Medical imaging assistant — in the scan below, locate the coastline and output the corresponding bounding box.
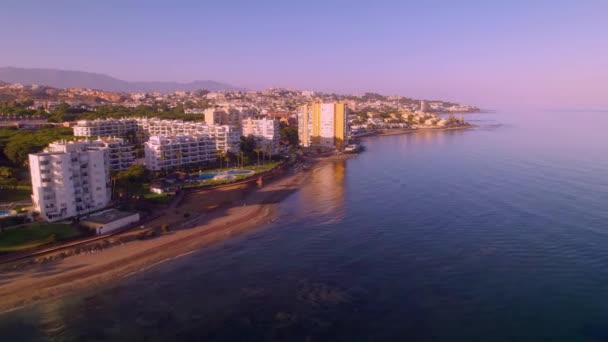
[373,124,476,137]
[0,157,352,314]
[0,152,364,313]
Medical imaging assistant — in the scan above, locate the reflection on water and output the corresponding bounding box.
[295,160,346,223]
[4,111,608,341]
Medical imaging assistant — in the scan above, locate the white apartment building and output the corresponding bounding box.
[29,140,111,222]
[205,125,241,153]
[144,135,216,171]
[73,118,241,154]
[242,117,281,153]
[92,138,135,171]
[319,103,338,147]
[203,107,257,126]
[139,119,241,153]
[73,119,138,137]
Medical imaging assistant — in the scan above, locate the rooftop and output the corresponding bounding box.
[82,209,138,225]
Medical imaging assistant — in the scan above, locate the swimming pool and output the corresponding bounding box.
[0,210,15,217]
[197,169,254,180]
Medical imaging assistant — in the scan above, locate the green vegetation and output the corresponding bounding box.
[0,126,74,191]
[1,99,207,122]
[0,188,31,203]
[46,104,203,123]
[112,164,150,198]
[0,223,82,252]
[0,215,28,230]
[0,99,43,117]
[0,127,74,167]
[142,192,173,204]
[279,122,299,147]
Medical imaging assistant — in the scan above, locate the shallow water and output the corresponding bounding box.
[3,111,608,341]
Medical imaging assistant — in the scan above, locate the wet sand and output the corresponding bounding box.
[0,163,322,313]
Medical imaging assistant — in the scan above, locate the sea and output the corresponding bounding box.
[2,111,608,341]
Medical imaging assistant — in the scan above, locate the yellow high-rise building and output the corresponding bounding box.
[298,102,348,150]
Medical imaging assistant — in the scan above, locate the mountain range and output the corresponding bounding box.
[0,67,242,93]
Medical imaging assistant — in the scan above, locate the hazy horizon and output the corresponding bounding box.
[2,1,607,110]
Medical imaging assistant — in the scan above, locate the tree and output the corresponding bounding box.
[253,147,262,165]
[224,153,231,169]
[0,166,19,189]
[2,127,73,166]
[238,151,245,168]
[113,164,149,197]
[0,166,17,189]
[217,150,225,169]
[279,122,299,147]
[239,135,257,154]
[117,164,148,183]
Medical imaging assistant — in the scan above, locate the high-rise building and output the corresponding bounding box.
[29,140,112,222]
[420,100,430,112]
[242,117,281,153]
[298,102,349,149]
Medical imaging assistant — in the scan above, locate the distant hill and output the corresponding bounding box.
[0,67,242,93]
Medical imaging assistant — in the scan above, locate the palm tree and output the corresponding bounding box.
[224,153,231,169]
[253,147,262,165]
[263,146,272,164]
[217,150,225,169]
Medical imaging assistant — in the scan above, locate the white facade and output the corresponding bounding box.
[144,135,216,171]
[298,103,348,149]
[91,138,135,171]
[204,107,255,126]
[242,117,281,153]
[297,106,313,147]
[81,209,140,235]
[319,103,337,147]
[29,141,111,222]
[73,119,138,138]
[73,118,241,156]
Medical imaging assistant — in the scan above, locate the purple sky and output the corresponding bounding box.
[1,0,607,110]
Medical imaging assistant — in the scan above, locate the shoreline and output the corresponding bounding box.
[0,159,336,313]
[372,124,476,137]
[0,150,378,313]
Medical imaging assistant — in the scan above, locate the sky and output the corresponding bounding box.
[1,0,607,110]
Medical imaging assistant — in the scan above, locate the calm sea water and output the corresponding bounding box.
[3,111,608,341]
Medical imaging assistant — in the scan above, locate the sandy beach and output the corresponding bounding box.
[0,157,355,313]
